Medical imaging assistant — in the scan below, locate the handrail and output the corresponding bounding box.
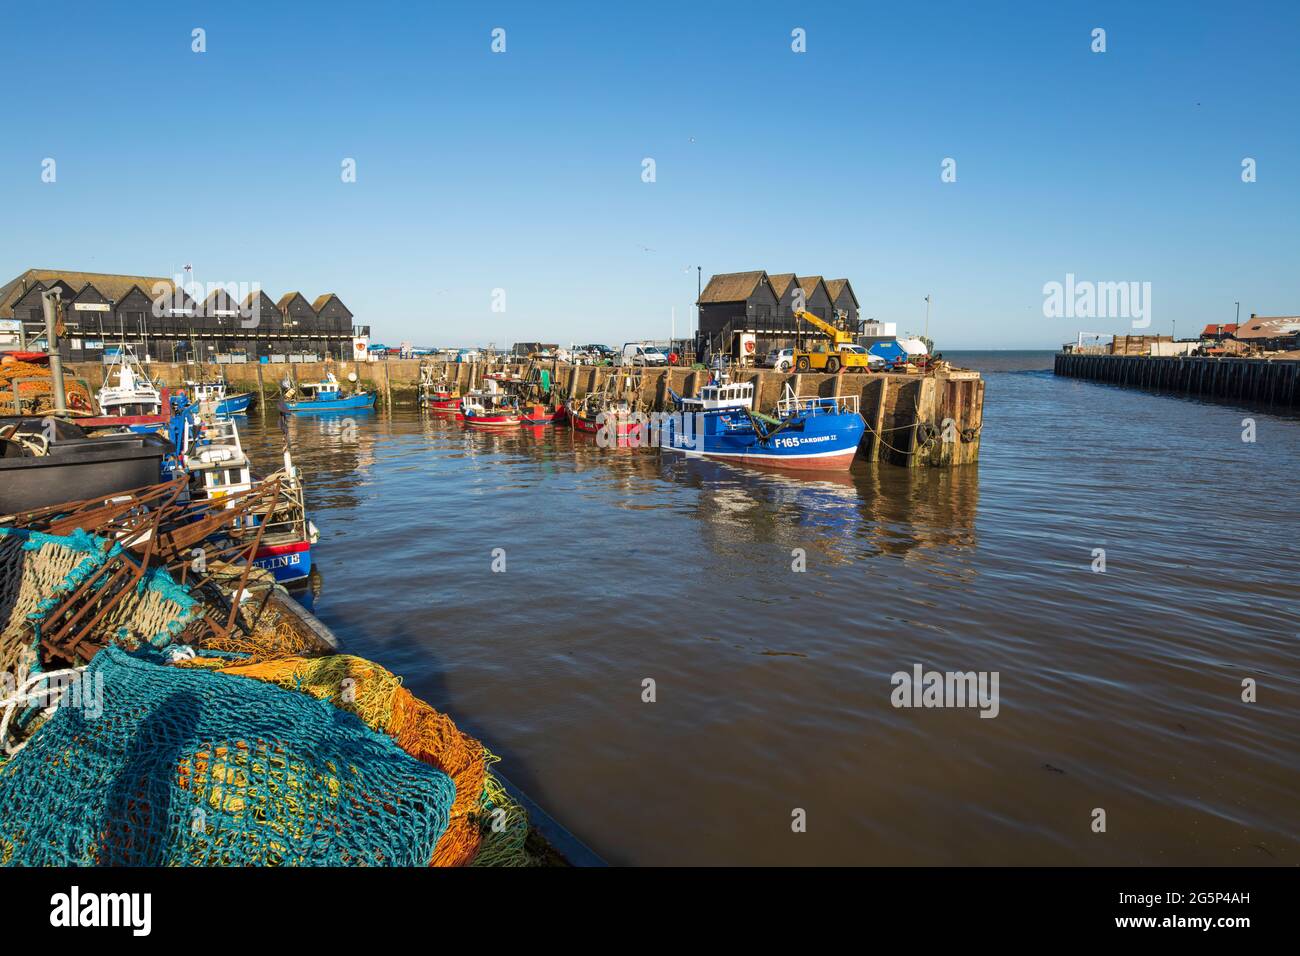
[776,393,861,416]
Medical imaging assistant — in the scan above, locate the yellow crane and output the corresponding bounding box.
[791,310,874,373]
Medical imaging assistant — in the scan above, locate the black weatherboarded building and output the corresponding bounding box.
[0,269,368,362]
[695,269,861,359]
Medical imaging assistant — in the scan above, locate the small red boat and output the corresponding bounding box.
[520,403,557,426]
[426,390,460,412]
[564,396,642,442]
[417,365,462,411]
[457,383,521,428]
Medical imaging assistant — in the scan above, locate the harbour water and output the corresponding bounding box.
[238,351,1299,865]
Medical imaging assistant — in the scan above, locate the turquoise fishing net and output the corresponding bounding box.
[0,647,456,866]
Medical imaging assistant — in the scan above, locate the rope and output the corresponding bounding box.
[0,667,82,755]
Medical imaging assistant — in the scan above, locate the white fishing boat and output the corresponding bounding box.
[96,346,162,419]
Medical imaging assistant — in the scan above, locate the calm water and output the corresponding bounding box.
[239,351,1299,865]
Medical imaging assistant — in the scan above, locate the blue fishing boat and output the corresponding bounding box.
[216,391,254,414]
[278,373,376,414]
[186,379,255,415]
[660,380,865,471]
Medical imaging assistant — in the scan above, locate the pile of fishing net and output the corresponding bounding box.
[0,528,202,681]
[175,652,536,866]
[0,647,455,866]
[0,360,91,414]
[0,524,546,867]
[0,529,543,866]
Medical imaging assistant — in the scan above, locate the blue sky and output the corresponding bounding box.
[3,0,1296,348]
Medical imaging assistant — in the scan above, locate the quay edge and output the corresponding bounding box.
[52,358,985,468]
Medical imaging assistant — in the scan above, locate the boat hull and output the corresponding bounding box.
[78,412,170,432]
[520,403,555,426]
[215,392,254,415]
[278,392,376,414]
[252,539,312,583]
[460,413,521,427]
[661,410,864,472]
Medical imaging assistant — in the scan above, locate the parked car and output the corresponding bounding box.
[568,344,611,365]
[764,347,795,372]
[841,344,887,370]
[620,343,668,366]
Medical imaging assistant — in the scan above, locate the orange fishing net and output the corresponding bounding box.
[0,361,91,413]
[176,653,489,866]
[197,618,321,662]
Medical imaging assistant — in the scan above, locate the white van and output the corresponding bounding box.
[621,343,668,366]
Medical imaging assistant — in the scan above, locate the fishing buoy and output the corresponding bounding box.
[347,372,358,383]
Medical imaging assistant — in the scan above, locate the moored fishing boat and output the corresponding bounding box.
[418,363,461,411]
[278,372,376,413]
[185,377,256,415]
[520,402,557,425]
[458,379,521,427]
[88,346,170,432]
[564,393,642,441]
[661,383,864,471]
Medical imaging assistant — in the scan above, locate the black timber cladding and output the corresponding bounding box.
[0,269,362,360]
[695,270,863,355]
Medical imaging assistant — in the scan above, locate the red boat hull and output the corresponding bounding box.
[520,403,555,426]
[459,412,521,427]
[566,404,642,442]
[77,412,169,429]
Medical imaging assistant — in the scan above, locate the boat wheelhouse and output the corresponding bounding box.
[184,417,253,501]
[678,376,755,413]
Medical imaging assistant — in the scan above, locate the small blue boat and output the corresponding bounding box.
[184,379,256,416]
[660,379,865,471]
[278,374,377,414]
[215,391,254,415]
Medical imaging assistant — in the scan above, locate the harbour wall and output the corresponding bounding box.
[1054,353,1300,409]
[59,359,985,468]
